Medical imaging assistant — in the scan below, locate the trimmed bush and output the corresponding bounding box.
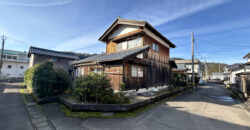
[24,61,70,98]
[169,72,188,88]
[72,73,129,104]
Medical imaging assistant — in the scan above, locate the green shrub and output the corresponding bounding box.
[24,61,71,98]
[169,72,188,88]
[54,68,71,94]
[72,73,129,104]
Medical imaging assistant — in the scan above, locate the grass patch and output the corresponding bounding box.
[61,88,192,119]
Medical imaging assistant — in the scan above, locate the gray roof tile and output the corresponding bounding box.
[28,46,79,60]
[72,45,150,64]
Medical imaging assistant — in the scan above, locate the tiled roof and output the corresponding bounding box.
[243,53,250,59]
[99,18,176,48]
[72,45,150,64]
[28,46,79,60]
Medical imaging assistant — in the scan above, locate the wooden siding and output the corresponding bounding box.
[123,62,147,90]
[106,29,143,54]
[105,66,123,90]
[32,54,73,71]
[143,35,169,64]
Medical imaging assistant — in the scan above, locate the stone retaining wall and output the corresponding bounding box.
[58,87,191,112]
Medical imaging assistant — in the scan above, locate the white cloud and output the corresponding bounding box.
[125,0,228,26]
[0,0,71,7]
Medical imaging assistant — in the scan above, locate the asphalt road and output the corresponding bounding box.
[0,82,33,130]
[43,83,250,130]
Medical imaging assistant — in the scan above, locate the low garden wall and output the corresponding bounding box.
[58,87,191,112]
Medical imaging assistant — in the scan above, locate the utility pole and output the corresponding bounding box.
[204,57,208,81]
[191,32,195,89]
[219,63,221,73]
[0,35,5,74]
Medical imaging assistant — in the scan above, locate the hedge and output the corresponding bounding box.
[24,61,70,98]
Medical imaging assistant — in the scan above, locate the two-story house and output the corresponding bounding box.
[71,18,176,91]
[174,59,203,83]
[0,49,29,77]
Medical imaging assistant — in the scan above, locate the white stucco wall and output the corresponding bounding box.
[1,60,29,77]
[108,25,139,39]
[230,67,250,84]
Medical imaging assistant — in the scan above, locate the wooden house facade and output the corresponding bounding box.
[72,18,176,91]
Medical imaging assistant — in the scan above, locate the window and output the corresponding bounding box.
[2,55,6,58]
[7,55,11,59]
[81,68,84,76]
[128,38,142,49]
[131,66,143,77]
[153,43,159,52]
[7,65,12,69]
[116,41,127,51]
[20,66,24,69]
[12,56,17,59]
[50,58,57,62]
[116,38,142,51]
[94,68,103,74]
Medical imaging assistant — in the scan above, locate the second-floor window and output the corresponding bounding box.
[116,37,142,52]
[153,43,159,52]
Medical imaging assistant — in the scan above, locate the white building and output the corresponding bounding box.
[174,59,203,83]
[1,49,29,78]
[211,73,224,80]
[229,53,250,84]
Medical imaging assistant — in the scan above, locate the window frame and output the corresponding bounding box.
[7,65,12,69]
[152,43,159,52]
[20,66,24,69]
[131,65,143,78]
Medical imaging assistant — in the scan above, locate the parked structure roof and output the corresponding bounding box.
[28,46,79,60]
[71,45,150,64]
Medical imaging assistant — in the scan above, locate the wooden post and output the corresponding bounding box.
[0,35,5,74]
[191,32,195,89]
[242,75,247,98]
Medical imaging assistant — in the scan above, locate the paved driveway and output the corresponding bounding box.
[0,82,33,130]
[43,83,250,130]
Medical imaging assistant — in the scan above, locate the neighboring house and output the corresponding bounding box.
[232,52,250,98]
[171,59,188,74]
[243,53,250,62]
[71,17,176,91]
[211,73,224,80]
[28,46,90,73]
[229,53,250,84]
[0,49,29,77]
[174,59,203,83]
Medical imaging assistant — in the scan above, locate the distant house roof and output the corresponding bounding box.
[169,60,177,68]
[243,52,250,59]
[72,45,150,65]
[28,46,79,60]
[0,49,27,55]
[174,59,200,64]
[98,17,176,48]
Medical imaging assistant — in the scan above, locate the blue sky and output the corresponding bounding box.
[0,0,249,64]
